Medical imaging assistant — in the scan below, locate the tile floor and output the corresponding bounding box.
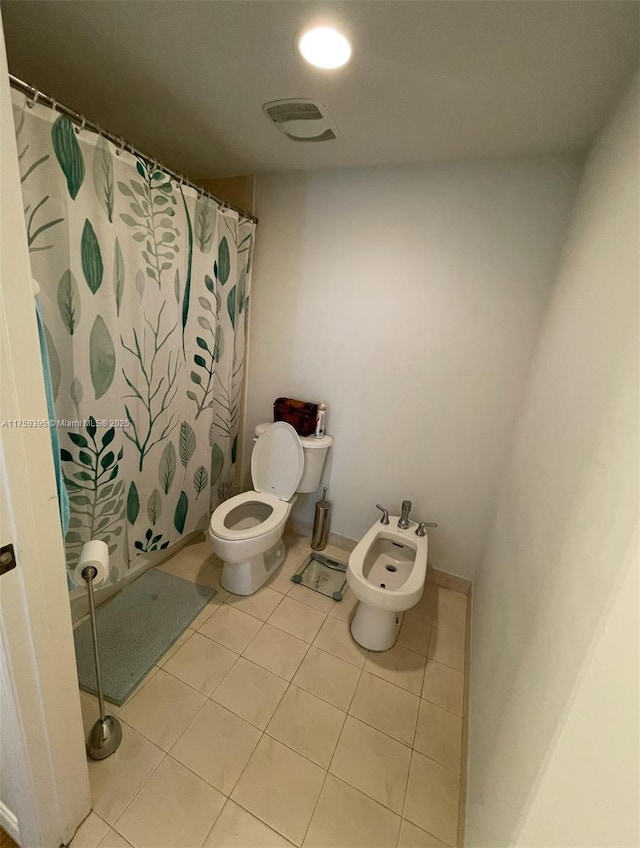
[74,531,468,848]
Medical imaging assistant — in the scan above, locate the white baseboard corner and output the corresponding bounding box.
[0,800,20,845]
[427,565,472,595]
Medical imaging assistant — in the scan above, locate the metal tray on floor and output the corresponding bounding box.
[291,551,348,601]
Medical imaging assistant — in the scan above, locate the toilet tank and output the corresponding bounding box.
[254,423,332,493]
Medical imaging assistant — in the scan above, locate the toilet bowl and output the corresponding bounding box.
[209,421,332,595]
[347,518,429,651]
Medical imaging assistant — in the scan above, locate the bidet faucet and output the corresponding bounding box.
[375,504,390,525]
[416,521,438,537]
[398,500,412,529]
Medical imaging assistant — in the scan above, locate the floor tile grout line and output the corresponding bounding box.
[311,640,426,695]
[299,633,367,846]
[363,661,425,698]
[401,748,415,822]
[399,733,415,824]
[239,628,315,685]
[316,771,406,837]
[357,663,425,701]
[167,692,219,757]
[146,651,242,701]
[241,618,312,661]
[328,642,367,762]
[289,664,359,712]
[262,707,343,772]
[348,692,421,751]
[166,751,229,848]
[334,710,418,761]
[207,647,310,710]
[347,710,419,751]
[109,738,247,847]
[407,741,465,777]
[223,586,284,620]
[163,628,241,676]
[115,660,233,749]
[401,749,459,848]
[299,765,330,846]
[218,671,311,846]
[109,750,169,840]
[194,617,263,654]
[201,796,296,848]
[324,745,407,820]
[175,711,265,805]
[302,703,352,843]
[226,791,297,847]
[209,651,295,733]
[419,691,466,719]
[86,714,166,832]
[113,694,199,755]
[425,657,465,674]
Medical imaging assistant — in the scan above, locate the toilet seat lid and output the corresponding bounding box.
[251,421,304,501]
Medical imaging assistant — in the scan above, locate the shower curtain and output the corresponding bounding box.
[12,91,255,590]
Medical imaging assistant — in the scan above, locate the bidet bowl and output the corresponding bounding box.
[346,519,428,612]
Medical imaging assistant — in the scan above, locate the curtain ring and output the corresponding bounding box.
[115,136,125,156]
[27,89,40,109]
[75,114,86,135]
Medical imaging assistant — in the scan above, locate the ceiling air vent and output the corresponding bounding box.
[262,98,339,142]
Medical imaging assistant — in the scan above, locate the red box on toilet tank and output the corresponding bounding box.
[273,397,319,437]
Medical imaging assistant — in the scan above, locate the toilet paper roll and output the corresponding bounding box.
[73,540,109,587]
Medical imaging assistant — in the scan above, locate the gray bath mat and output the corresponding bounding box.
[292,552,348,600]
[74,568,216,705]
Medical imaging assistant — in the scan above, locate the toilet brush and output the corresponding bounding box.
[80,553,122,760]
[311,487,330,551]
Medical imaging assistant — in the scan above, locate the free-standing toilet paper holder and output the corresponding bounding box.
[81,553,122,760]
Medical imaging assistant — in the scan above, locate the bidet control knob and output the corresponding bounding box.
[375,504,390,525]
[416,521,438,537]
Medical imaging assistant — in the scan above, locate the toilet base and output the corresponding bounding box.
[350,602,403,651]
[221,538,286,596]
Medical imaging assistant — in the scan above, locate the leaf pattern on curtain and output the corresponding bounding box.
[13,91,255,590]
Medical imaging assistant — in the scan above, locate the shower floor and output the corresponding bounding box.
[74,531,469,848]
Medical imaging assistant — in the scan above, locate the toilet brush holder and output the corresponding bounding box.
[311,487,330,551]
[81,564,122,760]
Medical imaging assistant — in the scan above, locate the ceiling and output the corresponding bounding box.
[2,1,638,178]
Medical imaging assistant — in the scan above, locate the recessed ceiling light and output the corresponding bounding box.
[297,26,352,70]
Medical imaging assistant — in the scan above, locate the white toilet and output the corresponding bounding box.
[209,421,332,595]
[347,517,429,651]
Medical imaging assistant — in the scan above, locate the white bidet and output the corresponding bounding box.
[347,518,429,651]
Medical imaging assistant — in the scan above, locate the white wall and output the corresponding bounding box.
[466,74,639,847]
[245,158,580,577]
[515,530,638,848]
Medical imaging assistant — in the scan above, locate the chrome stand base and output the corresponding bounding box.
[87,714,122,760]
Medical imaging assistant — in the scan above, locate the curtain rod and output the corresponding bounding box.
[8,73,258,225]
